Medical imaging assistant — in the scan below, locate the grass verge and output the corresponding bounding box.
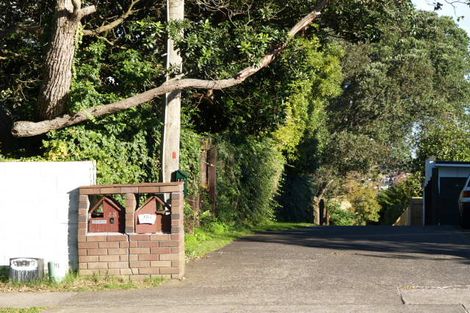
[0,271,164,293]
[0,308,45,313]
[0,222,311,292]
[185,221,312,260]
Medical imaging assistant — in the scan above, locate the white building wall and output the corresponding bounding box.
[0,161,96,271]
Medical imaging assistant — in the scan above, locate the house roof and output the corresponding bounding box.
[433,161,470,168]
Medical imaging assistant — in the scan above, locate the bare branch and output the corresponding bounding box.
[71,0,81,14]
[78,5,97,18]
[12,1,329,138]
[83,0,141,36]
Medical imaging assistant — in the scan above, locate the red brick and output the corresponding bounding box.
[80,256,99,262]
[78,235,86,243]
[80,269,99,275]
[100,269,120,275]
[138,254,159,261]
[138,241,159,248]
[99,255,120,262]
[86,235,107,242]
[131,268,139,275]
[120,241,129,248]
[79,263,87,269]
[129,255,138,261]
[108,248,127,255]
[151,261,171,267]
[159,241,178,247]
[130,242,138,248]
[170,201,181,208]
[171,213,180,220]
[139,268,160,275]
[80,242,99,249]
[130,234,150,241]
[87,248,108,256]
[78,229,86,237]
[88,262,108,269]
[161,186,177,192]
[171,192,182,200]
[171,226,180,233]
[78,215,87,223]
[108,262,129,269]
[159,254,179,261]
[120,269,132,275]
[159,267,179,274]
[100,187,122,194]
[151,247,171,254]
[138,186,160,193]
[78,249,87,256]
[171,247,181,253]
[80,188,100,195]
[129,261,150,268]
[121,187,138,193]
[107,235,127,242]
[120,255,129,261]
[150,234,170,241]
[130,248,150,254]
[171,260,180,267]
[171,234,182,241]
[99,242,120,248]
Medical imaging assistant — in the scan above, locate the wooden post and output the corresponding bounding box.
[161,0,184,183]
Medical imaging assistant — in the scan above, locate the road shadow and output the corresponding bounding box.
[240,226,470,264]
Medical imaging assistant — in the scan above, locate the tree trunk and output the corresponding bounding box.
[38,0,95,120]
[161,0,184,183]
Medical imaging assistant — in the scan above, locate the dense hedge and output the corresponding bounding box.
[216,135,285,226]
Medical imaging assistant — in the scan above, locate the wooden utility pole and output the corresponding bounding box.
[161,0,184,183]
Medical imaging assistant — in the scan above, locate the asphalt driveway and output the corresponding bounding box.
[2,226,470,312]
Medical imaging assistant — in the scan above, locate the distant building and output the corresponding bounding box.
[424,159,470,225]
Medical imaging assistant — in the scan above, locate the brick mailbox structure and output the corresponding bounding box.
[77,183,185,280]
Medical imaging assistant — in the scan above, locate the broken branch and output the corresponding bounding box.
[12,1,328,138]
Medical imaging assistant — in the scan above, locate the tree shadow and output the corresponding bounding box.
[240,225,470,264]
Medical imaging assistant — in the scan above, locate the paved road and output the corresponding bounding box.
[2,226,470,312]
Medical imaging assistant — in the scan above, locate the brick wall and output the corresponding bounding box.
[77,183,185,280]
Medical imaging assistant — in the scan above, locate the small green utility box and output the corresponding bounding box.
[173,169,189,196]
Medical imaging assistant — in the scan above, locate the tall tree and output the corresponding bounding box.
[38,0,96,119]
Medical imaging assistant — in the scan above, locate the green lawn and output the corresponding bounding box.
[185,221,313,260]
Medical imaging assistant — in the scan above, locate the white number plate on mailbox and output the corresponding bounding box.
[138,214,157,224]
[91,220,107,224]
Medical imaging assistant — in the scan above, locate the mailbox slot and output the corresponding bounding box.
[135,196,171,234]
[88,197,124,233]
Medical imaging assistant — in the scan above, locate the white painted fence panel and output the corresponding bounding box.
[0,161,96,271]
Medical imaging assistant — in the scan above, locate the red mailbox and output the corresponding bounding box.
[88,197,124,233]
[135,196,171,234]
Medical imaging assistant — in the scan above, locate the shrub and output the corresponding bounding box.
[378,173,423,225]
[327,201,357,226]
[216,135,285,226]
